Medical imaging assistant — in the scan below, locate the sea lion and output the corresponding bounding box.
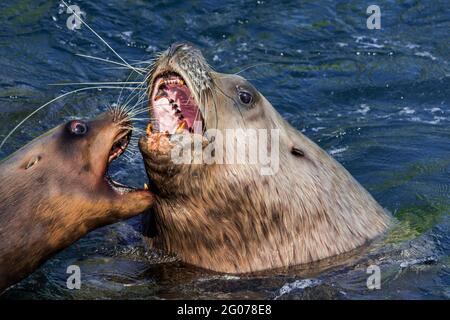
[139,42,391,273]
[0,108,154,293]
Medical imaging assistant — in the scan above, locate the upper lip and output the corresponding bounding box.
[104,128,135,194]
[152,76,185,97]
[150,71,186,102]
[108,129,131,163]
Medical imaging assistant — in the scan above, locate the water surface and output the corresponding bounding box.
[0,0,449,299]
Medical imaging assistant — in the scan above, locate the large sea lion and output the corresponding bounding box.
[139,43,391,273]
[0,108,154,293]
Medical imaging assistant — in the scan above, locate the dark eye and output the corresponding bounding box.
[238,91,253,104]
[69,120,88,136]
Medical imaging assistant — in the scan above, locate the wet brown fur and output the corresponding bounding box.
[0,112,154,292]
[140,44,390,274]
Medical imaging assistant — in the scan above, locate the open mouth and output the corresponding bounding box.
[150,71,204,135]
[105,129,142,194]
[108,130,131,163]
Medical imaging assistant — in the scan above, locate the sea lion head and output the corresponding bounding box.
[0,108,155,292]
[139,43,390,273]
[0,108,154,225]
[140,43,284,194]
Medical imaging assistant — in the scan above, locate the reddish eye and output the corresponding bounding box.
[69,120,88,136]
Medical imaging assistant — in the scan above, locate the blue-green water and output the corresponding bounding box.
[0,0,449,299]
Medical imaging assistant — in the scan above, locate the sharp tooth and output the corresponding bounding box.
[144,183,149,190]
[176,121,186,134]
[146,123,153,136]
[179,79,184,86]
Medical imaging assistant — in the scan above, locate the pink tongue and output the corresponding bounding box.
[166,84,200,129]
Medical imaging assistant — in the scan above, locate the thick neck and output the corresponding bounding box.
[0,194,111,293]
[0,208,87,292]
[150,143,390,273]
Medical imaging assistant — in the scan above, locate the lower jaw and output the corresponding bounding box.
[105,175,135,194]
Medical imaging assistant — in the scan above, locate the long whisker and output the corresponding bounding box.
[123,81,147,108]
[116,67,148,113]
[127,94,148,115]
[121,79,149,115]
[49,81,143,86]
[233,63,273,75]
[99,59,156,71]
[99,66,141,71]
[61,0,142,75]
[127,116,151,121]
[128,108,151,117]
[0,86,141,150]
[127,104,150,114]
[128,118,152,122]
[214,83,247,128]
[75,54,146,72]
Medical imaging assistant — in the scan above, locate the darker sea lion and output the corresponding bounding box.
[0,108,154,293]
[139,43,391,273]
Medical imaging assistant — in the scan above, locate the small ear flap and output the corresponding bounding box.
[25,155,41,170]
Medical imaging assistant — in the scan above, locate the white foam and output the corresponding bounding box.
[414,51,437,61]
[399,107,415,115]
[410,116,446,125]
[275,279,321,299]
[356,104,371,115]
[429,107,443,113]
[328,146,348,155]
[405,43,420,49]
